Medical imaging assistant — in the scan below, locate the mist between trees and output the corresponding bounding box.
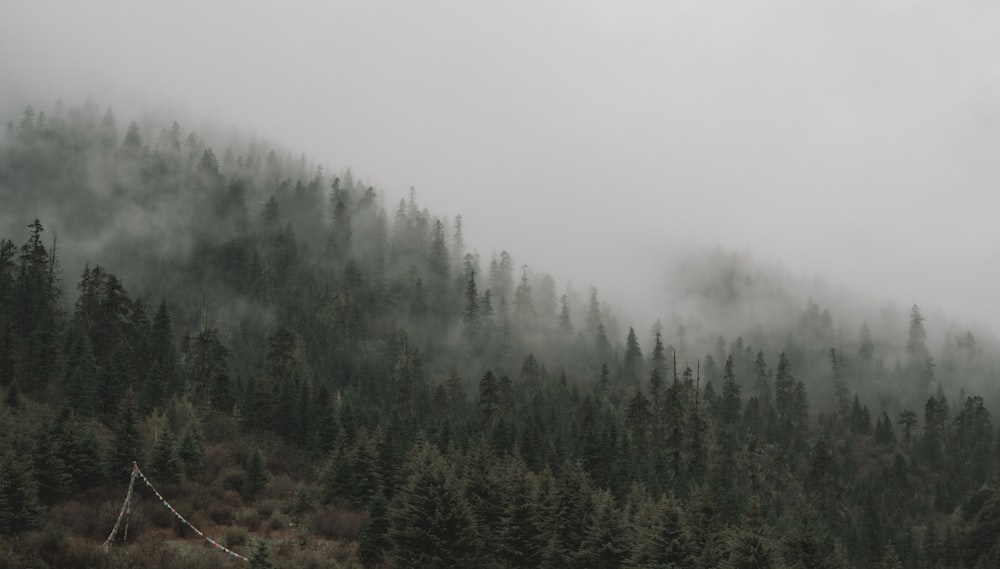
[2,101,1000,568]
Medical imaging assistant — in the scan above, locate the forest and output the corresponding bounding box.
[1,100,1000,568]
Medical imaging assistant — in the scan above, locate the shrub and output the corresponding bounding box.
[306,506,364,541]
[224,525,250,548]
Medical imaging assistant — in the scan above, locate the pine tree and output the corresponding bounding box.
[112,388,143,482]
[514,266,535,330]
[149,429,182,484]
[725,496,781,569]
[898,409,917,447]
[624,327,644,385]
[783,501,838,569]
[249,540,276,569]
[0,453,41,536]
[390,443,476,569]
[63,329,98,415]
[178,424,204,475]
[651,328,668,379]
[829,348,850,421]
[149,299,178,399]
[575,488,626,569]
[478,370,500,426]
[721,354,742,427]
[358,490,391,568]
[630,491,693,569]
[462,271,480,338]
[33,419,71,503]
[320,444,354,506]
[184,327,231,411]
[753,349,771,405]
[0,323,15,389]
[498,458,545,568]
[54,412,106,491]
[243,448,269,501]
[558,293,573,335]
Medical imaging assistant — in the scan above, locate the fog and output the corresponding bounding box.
[3,0,1000,334]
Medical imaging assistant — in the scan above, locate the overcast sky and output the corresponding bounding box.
[3,0,1000,334]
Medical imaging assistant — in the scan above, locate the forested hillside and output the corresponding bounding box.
[2,101,1000,568]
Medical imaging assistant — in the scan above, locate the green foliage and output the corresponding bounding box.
[178,423,204,475]
[249,539,276,569]
[243,448,270,502]
[390,443,476,569]
[575,489,627,569]
[112,388,143,482]
[149,429,183,485]
[2,101,1000,569]
[0,453,41,535]
[629,491,692,569]
[725,496,781,569]
[358,490,390,569]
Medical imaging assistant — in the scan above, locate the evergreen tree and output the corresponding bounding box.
[753,349,771,405]
[559,293,573,335]
[687,483,723,569]
[478,370,501,426]
[575,488,627,569]
[906,305,935,390]
[53,410,106,490]
[249,540,276,569]
[149,429,182,484]
[62,329,98,415]
[178,423,204,475]
[112,388,143,482]
[243,448,269,501]
[33,419,71,503]
[358,490,391,568]
[390,443,476,569]
[725,496,781,569]
[149,299,178,399]
[0,453,41,536]
[629,491,692,569]
[183,327,231,411]
[514,265,536,330]
[624,327,644,386]
[651,328,668,379]
[898,409,917,447]
[721,354,742,427]
[462,271,480,338]
[783,501,838,569]
[498,458,545,568]
[829,348,849,421]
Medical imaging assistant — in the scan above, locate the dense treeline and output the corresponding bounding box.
[2,102,1000,568]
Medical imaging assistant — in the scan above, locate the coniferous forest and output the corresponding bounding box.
[3,101,1000,568]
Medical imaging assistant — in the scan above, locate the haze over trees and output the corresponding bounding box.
[2,101,1000,568]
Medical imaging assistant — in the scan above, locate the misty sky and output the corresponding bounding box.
[3,0,1000,334]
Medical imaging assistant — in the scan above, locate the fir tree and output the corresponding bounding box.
[243,448,269,501]
[112,388,143,482]
[249,540,275,569]
[149,429,182,485]
[178,424,204,475]
[725,496,781,569]
[390,443,476,569]
[358,490,391,568]
[623,327,644,385]
[0,454,41,536]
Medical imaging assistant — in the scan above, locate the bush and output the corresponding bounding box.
[306,506,364,541]
[224,525,250,548]
[235,506,263,531]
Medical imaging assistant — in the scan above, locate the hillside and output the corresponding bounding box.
[2,101,1000,569]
